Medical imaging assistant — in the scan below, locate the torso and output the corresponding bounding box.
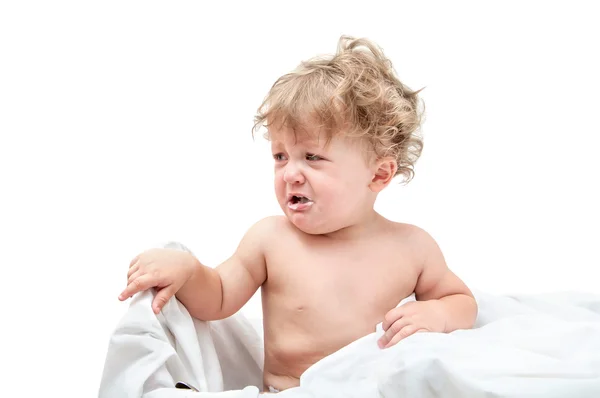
[260,216,421,391]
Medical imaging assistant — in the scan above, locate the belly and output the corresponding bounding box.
[263,328,370,392]
[261,297,388,391]
[259,255,417,392]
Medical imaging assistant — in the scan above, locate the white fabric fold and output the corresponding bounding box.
[99,286,264,398]
[99,242,600,397]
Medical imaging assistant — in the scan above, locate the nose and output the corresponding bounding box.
[283,162,305,185]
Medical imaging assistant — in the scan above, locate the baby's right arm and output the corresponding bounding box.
[119,218,270,320]
[180,218,269,320]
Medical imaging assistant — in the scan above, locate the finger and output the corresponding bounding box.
[378,317,411,348]
[152,285,176,314]
[385,326,427,349]
[382,307,405,331]
[128,270,142,284]
[127,262,140,279]
[118,274,156,301]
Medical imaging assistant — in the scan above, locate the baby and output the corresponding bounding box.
[118,36,478,393]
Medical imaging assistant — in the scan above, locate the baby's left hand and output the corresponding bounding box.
[378,300,446,349]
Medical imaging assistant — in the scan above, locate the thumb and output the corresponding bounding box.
[152,286,176,314]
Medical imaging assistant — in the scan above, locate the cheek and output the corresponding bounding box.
[336,175,370,206]
[274,170,286,193]
[316,176,354,206]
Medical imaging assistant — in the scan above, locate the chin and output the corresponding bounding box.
[284,212,339,235]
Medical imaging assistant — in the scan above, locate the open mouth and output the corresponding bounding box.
[287,195,313,210]
[290,195,311,204]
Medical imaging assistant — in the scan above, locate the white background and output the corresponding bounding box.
[1,1,598,395]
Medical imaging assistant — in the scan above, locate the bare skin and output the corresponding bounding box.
[119,130,478,393]
[202,213,472,392]
[260,215,422,390]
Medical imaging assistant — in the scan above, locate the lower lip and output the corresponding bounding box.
[287,201,314,211]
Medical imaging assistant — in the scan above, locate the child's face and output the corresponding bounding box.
[270,125,377,235]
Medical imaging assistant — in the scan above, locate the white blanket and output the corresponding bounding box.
[99,287,264,398]
[99,246,600,397]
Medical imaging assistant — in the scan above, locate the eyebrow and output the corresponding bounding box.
[271,137,325,147]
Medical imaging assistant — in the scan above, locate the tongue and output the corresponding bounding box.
[289,198,313,210]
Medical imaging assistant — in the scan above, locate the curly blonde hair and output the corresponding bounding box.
[253,35,425,183]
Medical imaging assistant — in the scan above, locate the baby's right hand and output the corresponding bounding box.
[118,248,197,314]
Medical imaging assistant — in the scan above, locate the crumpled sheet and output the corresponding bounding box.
[99,287,263,398]
[99,243,600,397]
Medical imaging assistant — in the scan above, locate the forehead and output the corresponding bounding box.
[269,124,330,148]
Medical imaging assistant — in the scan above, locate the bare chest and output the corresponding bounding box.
[260,228,421,385]
[263,239,419,334]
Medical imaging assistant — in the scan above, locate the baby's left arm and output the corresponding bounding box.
[412,228,477,332]
[378,227,477,348]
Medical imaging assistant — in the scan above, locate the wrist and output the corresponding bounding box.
[437,294,478,332]
[432,299,450,333]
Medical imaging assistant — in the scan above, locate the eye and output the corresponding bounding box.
[306,153,323,161]
[273,153,287,161]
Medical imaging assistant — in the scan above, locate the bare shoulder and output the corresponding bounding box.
[387,221,474,301]
[387,221,438,252]
[228,216,285,263]
[249,215,293,237]
[242,215,295,250]
[384,221,445,276]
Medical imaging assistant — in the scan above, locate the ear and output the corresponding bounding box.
[369,157,397,192]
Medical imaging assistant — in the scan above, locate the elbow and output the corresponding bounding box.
[185,304,226,322]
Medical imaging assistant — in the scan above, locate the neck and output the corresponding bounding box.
[323,209,382,241]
